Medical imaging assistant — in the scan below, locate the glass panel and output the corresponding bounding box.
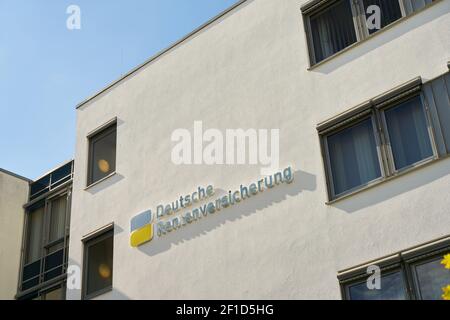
[51,162,73,188]
[43,286,64,300]
[385,96,433,170]
[404,0,435,15]
[22,259,41,281]
[327,118,381,196]
[413,255,450,300]
[48,196,67,243]
[86,233,114,297]
[310,0,357,63]
[22,259,41,291]
[348,271,407,300]
[89,127,116,185]
[363,0,402,35]
[44,249,64,281]
[26,206,44,264]
[30,175,50,200]
[48,241,64,254]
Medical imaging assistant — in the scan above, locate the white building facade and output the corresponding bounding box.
[68,0,450,300]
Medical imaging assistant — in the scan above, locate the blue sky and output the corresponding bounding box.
[0,0,238,180]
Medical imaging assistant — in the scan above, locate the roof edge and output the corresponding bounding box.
[0,168,32,183]
[76,0,249,110]
[32,159,74,182]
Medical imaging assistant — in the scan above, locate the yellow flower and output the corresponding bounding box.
[443,285,450,301]
[442,254,450,270]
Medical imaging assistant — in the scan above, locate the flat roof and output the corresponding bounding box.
[76,0,249,110]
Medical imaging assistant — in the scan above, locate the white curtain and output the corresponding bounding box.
[26,207,44,264]
[385,97,433,170]
[310,0,357,62]
[403,0,435,15]
[328,118,381,195]
[49,196,67,243]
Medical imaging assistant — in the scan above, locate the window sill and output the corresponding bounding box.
[326,155,442,205]
[85,172,117,191]
[83,286,113,300]
[307,0,443,71]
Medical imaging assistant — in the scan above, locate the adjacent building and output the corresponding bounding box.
[14,161,74,300]
[0,169,30,300]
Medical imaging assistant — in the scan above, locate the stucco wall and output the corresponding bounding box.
[69,0,450,299]
[0,170,29,300]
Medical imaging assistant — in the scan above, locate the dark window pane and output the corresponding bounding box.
[327,118,381,196]
[89,126,116,185]
[22,259,41,282]
[30,175,50,200]
[412,255,450,300]
[348,271,407,300]
[385,96,433,170]
[51,162,73,188]
[21,277,40,291]
[363,0,402,35]
[310,0,357,63]
[44,249,64,281]
[85,232,113,297]
[26,206,44,264]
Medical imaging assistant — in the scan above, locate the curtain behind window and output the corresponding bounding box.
[384,96,433,170]
[362,0,403,34]
[403,0,435,15]
[49,196,67,243]
[26,206,44,264]
[310,0,357,63]
[327,118,381,196]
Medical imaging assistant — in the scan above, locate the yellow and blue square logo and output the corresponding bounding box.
[130,210,153,247]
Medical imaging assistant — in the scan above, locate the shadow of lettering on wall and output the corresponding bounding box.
[137,170,316,256]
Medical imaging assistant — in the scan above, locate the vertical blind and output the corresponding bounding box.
[384,96,433,170]
[403,0,435,15]
[310,0,357,63]
[49,196,67,243]
[422,72,450,156]
[26,206,44,264]
[362,0,403,34]
[327,118,381,196]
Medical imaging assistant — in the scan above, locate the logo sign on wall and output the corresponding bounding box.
[130,166,294,247]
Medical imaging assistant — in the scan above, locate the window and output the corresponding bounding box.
[309,0,357,63]
[39,284,66,300]
[411,256,450,300]
[29,161,73,201]
[21,193,70,292]
[48,196,67,248]
[18,161,73,300]
[82,228,114,299]
[422,72,450,156]
[362,0,403,35]
[325,118,382,196]
[26,205,44,264]
[339,238,450,300]
[302,0,437,65]
[88,122,117,186]
[347,270,407,300]
[319,78,438,200]
[382,96,434,170]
